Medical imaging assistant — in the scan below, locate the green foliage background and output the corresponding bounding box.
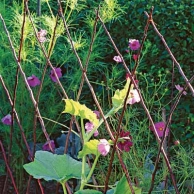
[0,0,193,193]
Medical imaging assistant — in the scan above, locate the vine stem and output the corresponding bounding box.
[85,155,100,184]
[61,182,67,194]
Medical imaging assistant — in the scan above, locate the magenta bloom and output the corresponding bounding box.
[37,29,47,43]
[42,140,55,151]
[1,114,12,125]
[93,110,100,119]
[127,89,140,105]
[113,56,122,63]
[50,67,62,82]
[85,122,99,137]
[149,122,169,137]
[27,75,41,87]
[117,131,133,152]
[133,54,138,61]
[129,39,140,50]
[175,85,187,95]
[98,139,110,156]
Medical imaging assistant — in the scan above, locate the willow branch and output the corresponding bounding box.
[0,141,19,194]
[144,11,194,97]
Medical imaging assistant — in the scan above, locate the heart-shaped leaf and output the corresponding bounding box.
[78,140,100,158]
[63,99,99,127]
[112,79,132,108]
[23,151,89,183]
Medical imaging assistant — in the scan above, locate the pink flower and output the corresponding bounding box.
[94,130,99,137]
[127,89,140,104]
[85,122,94,131]
[85,122,99,137]
[149,122,169,137]
[93,110,100,119]
[42,140,55,151]
[175,85,187,95]
[98,139,110,156]
[1,114,12,125]
[27,75,41,87]
[37,29,47,43]
[129,39,140,50]
[117,131,133,152]
[50,67,62,82]
[133,54,138,61]
[113,56,122,63]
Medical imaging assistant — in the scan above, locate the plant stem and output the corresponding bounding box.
[61,182,67,194]
[86,155,100,183]
[80,156,86,190]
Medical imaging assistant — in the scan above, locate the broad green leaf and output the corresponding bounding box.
[112,79,132,108]
[75,189,102,194]
[23,151,89,183]
[78,139,100,158]
[63,99,99,126]
[106,189,115,194]
[114,175,141,194]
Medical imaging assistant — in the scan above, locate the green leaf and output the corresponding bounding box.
[23,151,89,183]
[63,99,99,126]
[112,79,131,108]
[75,189,102,194]
[78,139,100,158]
[114,175,141,194]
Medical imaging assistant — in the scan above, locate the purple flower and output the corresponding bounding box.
[149,122,169,137]
[98,139,110,156]
[129,39,140,50]
[1,114,12,125]
[93,110,100,119]
[175,84,187,95]
[117,131,133,152]
[42,140,55,151]
[127,89,140,105]
[50,67,62,82]
[113,56,122,63]
[27,75,41,87]
[37,29,47,43]
[85,122,99,137]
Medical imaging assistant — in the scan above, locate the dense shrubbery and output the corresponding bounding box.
[0,0,193,193]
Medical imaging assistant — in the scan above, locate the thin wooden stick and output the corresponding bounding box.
[0,140,19,194]
[144,10,194,97]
